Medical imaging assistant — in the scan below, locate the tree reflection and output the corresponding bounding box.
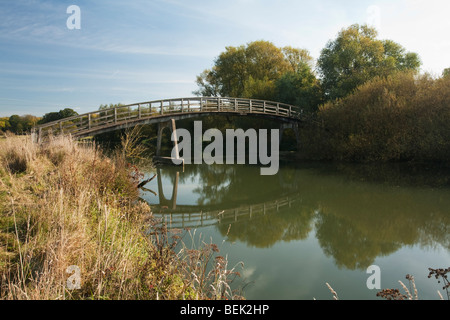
[149,162,450,270]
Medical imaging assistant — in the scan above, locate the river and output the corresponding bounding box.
[139,161,450,300]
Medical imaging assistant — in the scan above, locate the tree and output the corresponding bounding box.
[38,108,78,125]
[282,46,314,70]
[443,68,450,78]
[21,115,39,132]
[8,115,23,133]
[0,118,10,132]
[98,103,124,110]
[193,40,313,100]
[317,24,421,101]
[7,114,39,134]
[193,70,221,97]
[275,63,323,113]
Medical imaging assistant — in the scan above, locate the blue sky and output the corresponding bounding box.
[1,0,449,117]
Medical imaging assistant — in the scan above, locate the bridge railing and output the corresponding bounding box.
[33,97,303,141]
[154,195,299,229]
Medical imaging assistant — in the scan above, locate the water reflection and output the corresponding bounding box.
[141,162,450,271]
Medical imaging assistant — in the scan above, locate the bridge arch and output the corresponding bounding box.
[33,97,305,142]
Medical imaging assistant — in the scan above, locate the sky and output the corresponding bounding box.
[0,0,449,117]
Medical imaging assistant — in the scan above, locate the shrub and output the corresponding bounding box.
[299,71,450,162]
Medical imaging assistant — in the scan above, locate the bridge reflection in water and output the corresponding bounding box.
[142,166,301,229]
[139,162,450,279]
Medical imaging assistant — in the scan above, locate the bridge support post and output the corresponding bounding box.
[157,168,179,210]
[155,119,184,167]
[156,119,179,157]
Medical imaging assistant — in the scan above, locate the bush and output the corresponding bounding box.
[299,71,450,162]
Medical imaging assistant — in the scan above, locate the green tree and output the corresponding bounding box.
[0,118,11,132]
[193,70,221,97]
[317,24,421,101]
[38,108,78,125]
[98,103,124,110]
[282,46,314,70]
[8,115,23,133]
[242,76,276,100]
[193,40,313,100]
[275,62,323,113]
[443,68,450,78]
[21,115,39,132]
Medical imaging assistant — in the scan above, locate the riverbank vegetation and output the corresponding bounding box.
[0,135,242,300]
[193,24,450,164]
[299,71,450,162]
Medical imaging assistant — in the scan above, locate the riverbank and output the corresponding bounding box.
[0,135,241,300]
[298,72,450,163]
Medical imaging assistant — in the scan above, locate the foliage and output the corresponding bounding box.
[317,24,421,101]
[38,108,78,125]
[98,103,125,110]
[193,40,319,109]
[0,118,10,132]
[275,63,323,113]
[443,68,450,78]
[2,115,39,134]
[299,71,450,162]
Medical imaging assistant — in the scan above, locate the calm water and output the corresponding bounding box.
[140,161,450,300]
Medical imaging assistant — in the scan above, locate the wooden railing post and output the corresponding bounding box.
[217,97,220,111]
[88,114,91,129]
[138,104,141,119]
[160,101,164,115]
[263,101,266,113]
[276,103,279,114]
[114,108,117,123]
[249,100,252,113]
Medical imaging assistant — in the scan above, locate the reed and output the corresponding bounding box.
[0,134,241,300]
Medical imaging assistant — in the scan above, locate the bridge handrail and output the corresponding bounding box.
[153,194,300,229]
[33,97,303,141]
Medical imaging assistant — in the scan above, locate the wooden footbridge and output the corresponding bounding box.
[32,97,305,145]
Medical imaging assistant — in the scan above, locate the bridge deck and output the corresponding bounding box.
[33,97,303,141]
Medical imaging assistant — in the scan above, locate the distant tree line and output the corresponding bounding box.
[0,115,40,134]
[0,104,127,136]
[1,108,78,134]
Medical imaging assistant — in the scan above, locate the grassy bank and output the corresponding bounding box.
[0,134,241,300]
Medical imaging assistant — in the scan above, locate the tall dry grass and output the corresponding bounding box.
[0,134,242,300]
